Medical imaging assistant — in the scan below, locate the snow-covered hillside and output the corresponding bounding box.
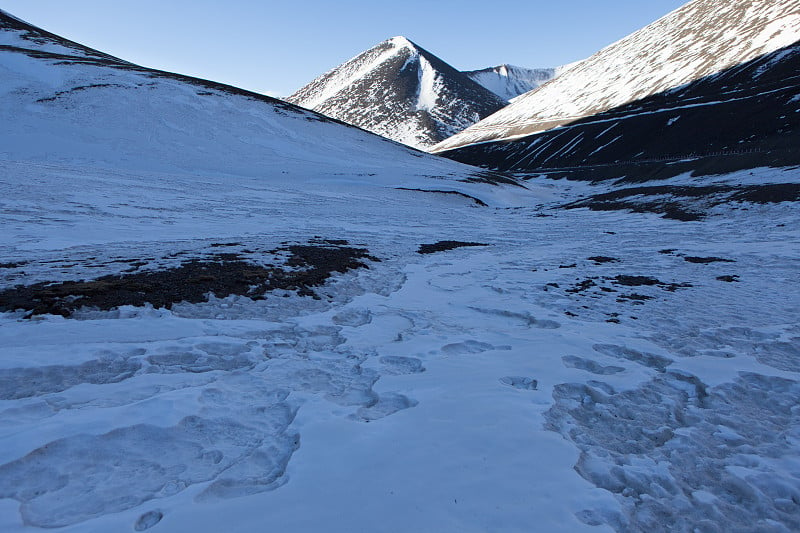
[463,63,575,102]
[439,38,800,179]
[433,0,800,151]
[287,37,508,149]
[0,12,514,204]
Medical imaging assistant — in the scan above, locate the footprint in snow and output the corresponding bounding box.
[592,344,672,372]
[352,393,418,422]
[379,356,425,375]
[500,376,538,390]
[441,340,511,355]
[562,355,626,375]
[134,510,163,531]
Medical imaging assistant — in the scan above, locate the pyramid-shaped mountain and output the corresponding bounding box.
[287,37,508,149]
[433,0,800,153]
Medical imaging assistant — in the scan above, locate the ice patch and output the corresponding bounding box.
[0,406,297,527]
[592,344,672,372]
[332,307,372,327]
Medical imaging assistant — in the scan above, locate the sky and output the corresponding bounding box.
[3,0,688,97]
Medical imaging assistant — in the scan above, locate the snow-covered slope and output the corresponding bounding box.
[0,12,517,205]
[287,37,508,149]
[433,0,800,152]
[439,39,800,179]
[463,63,574,102]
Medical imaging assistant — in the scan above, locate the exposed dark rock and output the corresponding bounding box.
[567,279,597,293]
[0,243,378,317]
[417,241,489,254]
[613,275,662,287]
[560,183,800,221]
[684,256,736,264]
[588,256,620,264]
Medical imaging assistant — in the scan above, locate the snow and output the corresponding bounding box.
[433,0,800,151]
[464,64,562,101]
[0,45,518,211]
[288,36,507,149]
[415,54,438,111]
[289,41,402,111]
[1,157,799,532]
[2,9,800,533]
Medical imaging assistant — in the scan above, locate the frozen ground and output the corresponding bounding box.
[0,161,799,532]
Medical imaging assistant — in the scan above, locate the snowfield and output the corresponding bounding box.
[1,160,799,532]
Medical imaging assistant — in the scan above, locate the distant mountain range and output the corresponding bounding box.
[287,37,509,149]
[462,63,575,102]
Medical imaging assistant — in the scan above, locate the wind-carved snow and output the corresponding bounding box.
[433,0,800,151]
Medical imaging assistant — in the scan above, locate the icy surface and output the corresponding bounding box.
[434,0,800,151]
[1,161,799,532]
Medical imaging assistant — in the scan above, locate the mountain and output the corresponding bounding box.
[0,11,519,206]
[463,63,575,101]
[433,0,800,153]
[287,37,509,149]
[438,39,800,181]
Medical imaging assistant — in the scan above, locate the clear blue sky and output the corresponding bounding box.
[3,0,687,97]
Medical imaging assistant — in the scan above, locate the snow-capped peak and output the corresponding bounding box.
[462,63,569,102]
[388,35,414,49]
[0,8,27,23]
[288,37,508,149]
